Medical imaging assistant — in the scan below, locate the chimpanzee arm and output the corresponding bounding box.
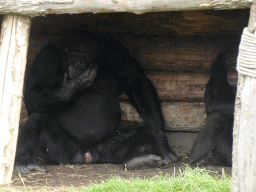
[205,83,236,115]
[188,112,228,166]
[102,38,177,163]
[25,44,96,114]
[204,52,237,116]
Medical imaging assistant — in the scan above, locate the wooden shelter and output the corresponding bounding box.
[0,0,255,191]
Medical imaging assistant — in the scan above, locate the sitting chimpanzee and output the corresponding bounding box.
[14,31,177,174]
[69,125,168,170]
[188,44,238,167]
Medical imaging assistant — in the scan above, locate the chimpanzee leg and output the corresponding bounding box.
[213,121,233,167]
[15,113,47,174]
[102,39,177,164]
[125,77,177,163]
[39,126,83,165]
[15,113,82,174]
[188,112,229,167]
[86,127,167,169]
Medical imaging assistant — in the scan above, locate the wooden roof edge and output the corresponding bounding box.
[0,0,252,16]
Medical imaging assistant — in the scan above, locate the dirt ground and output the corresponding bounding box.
[4,159,232,191]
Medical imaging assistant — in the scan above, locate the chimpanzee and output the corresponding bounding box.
[67,125,168,170]
[188,44,238,167]
[14,30,177,174]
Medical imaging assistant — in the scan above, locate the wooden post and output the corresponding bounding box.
[0,15,31,185]
[232,2,256,191]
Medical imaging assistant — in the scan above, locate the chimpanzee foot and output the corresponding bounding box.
[188,158,219,172]
[162,151,178,164]
[124,154,169,170]
[189,157,207,167]
[14,163,46,175]
[195,163,221,172]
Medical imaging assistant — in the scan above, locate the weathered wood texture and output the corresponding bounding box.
[232,3,256,191]
[0,15,31,185]
[19,101,206,132]
[25,34,243,73]
[120,73,209,102]
[233,76,256,192]
[124,35,242,72]
[25,10,249,37]
[166,132,198,151]
[0,0,251,15]
[121,102,206,131]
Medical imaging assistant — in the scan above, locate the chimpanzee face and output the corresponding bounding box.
[223,48,238,88]
[65,38,100,80]
[227,66,238,88]
[67,52,97,79]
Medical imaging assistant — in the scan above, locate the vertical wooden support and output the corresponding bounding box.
[232,2,256,192]
[0,15,31,185]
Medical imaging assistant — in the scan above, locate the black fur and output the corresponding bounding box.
[15,31,177,174]
[188,45,238,167]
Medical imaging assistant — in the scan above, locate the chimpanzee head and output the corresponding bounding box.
[223,46,239,88]
[60,31,103,80]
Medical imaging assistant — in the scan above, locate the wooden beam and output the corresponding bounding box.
[0,0,252,16]
[121,102,206,131]
[119,72,209,102]
[232,2,256,191]
[0,15,31,185]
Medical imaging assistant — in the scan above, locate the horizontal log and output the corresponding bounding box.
[123,35,242,72]
[26,35,241,73]
[19,101,206,132]
[0,0,251,16]
[25,10,249,37]
[120,72,209,102]
[136,53,214,73]
[166,132,198,151]
[120,101,206,132]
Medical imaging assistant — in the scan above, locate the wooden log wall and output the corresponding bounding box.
[5,9,249,151]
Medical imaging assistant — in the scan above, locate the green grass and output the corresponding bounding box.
[77,165,231,192]
[1,165,232,192]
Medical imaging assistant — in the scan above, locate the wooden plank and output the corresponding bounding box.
[232,74,256,192]
[26,34,243,74]
[26,10,249,38]
[232,3,256,189]
[120,72,209,102]
[124,36,240,54]
[0,15,31,185]
[123,35,242,72]
[166,132,198,151]
[120,102,206,132]
[148,73,208,102]
[148,72,208,102]
[19,101,206,132]
[0,0,252,16]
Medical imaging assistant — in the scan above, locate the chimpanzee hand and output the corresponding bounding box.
[63,65,97,87]
[57,66,97,101]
